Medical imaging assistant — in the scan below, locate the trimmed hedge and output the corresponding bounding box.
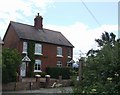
[46,67,71,79]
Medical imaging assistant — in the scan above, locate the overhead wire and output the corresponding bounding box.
[81,0,101,27]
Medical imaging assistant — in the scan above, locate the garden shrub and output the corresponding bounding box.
[46,67,71,79]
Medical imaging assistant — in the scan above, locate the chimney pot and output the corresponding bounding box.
[34,13,43,30]
[38,13,39,16]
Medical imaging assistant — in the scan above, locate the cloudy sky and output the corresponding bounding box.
[0,0,119,60]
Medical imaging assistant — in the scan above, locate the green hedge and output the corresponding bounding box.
[46,67,71,79]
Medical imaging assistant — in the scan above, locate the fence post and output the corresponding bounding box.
[45,75,50,88]
[35,75,41,82]
[59,75,62,83]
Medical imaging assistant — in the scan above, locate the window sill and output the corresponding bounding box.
[68,56,71,58]
[34,70,42,73]
[56,55,63,58]
[22,51,27,54]
[34,53,43,56]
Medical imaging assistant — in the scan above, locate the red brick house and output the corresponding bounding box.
[3,13,74,77]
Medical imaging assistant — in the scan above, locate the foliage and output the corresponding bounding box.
[0,45,2,83]
[2,48,21,83]
[73,32,120,93]
[46,67,71,79]
[0,45,2,65]
[27,41,35,77]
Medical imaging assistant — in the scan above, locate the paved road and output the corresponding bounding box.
[2,87,73,95]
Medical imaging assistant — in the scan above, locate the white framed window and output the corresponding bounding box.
[68,49,71,58]
[22,42,27,54]
[57,61,62,67]
[57,47,63,57]
[35,43,42,55]
[34,60,42,72]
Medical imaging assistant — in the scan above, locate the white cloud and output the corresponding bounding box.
[52,0,118,2]
[45,22,118,60]
[0,0,53,17]
[0,0,118,61]
[0,0,54,38]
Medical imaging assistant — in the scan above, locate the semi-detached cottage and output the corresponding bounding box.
[3,13,74,77]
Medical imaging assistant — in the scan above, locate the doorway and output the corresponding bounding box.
[20,62,26,77]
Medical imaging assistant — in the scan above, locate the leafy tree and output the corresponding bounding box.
[95,31,116,48]
[73,32,120,93]
[2,48,21,83]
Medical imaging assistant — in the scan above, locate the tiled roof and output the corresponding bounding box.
[10,21,74,47]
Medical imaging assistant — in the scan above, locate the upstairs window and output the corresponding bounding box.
[34,60,42,72]
[35,43,42,55]
[57,47,62,57]
[22,42,27,54]
[68,49,72,58]
[57,61,62,67]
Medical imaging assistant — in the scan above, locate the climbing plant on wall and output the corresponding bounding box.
[27,41,35,77]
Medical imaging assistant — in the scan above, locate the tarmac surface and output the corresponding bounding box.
[2,86,73,95]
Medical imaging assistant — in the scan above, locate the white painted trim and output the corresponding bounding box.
[22,51,27,54]
[34,53,43,56]
[34,70,42,73]
[68,56,71,58]
[56,55,63,57]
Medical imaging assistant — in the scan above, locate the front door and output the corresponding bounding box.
[20,62,26,77]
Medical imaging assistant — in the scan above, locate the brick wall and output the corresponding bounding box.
[2,78,72,91]
[3,25,20,50]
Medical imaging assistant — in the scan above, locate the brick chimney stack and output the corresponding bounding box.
[34,13,43,30]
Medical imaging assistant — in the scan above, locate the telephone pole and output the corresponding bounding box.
[78,58,83,81]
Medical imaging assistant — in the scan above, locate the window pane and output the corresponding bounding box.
[57,47,62,55]
[34,60,41,70]
[23,42,27,53]
[34,63,37,70]
[35,44,42,54]
[38,64,40,70]
[57,61,62,67]
[68,49,71,56]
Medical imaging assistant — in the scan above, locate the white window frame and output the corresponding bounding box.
[57,61,62,67]
[35,43,42,55]
[57,47,63,57]
[34,60,42,72]
[22,41,27,54]
[68,49,71,58]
